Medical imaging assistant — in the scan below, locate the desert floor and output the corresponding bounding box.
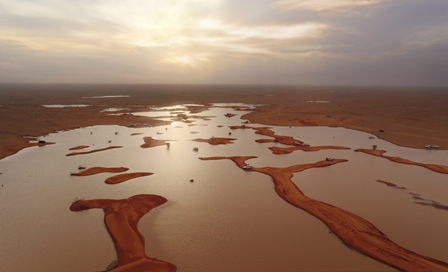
[1,84,447,160]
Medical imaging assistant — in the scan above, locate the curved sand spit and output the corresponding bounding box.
[73,167,129,176]
[200,156,448,271]
[358,149,448,174]
[192,137,237,145]
[69,145,89,150]
[66,146,122,156]
[70,194,176,272]
[105,172,153,184]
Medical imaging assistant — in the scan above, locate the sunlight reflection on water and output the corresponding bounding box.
[1,105,447,271]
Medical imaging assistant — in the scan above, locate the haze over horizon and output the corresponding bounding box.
[1,0,447,86]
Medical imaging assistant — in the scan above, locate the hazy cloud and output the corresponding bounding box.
[0,0,447,85]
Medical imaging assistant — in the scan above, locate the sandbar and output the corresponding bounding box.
[66,146,123,156]
[231,125,350,153]
[141,137,170,148]
[200,156,448,271]
[73,167,129,176]
[69,145,89,150]
[358,149,448,174]
[105,172,153,185]
[70,194,176,271]
[192,137,237,145]
[269,145,350,154]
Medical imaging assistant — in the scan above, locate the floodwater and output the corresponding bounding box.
[0,105,448,271]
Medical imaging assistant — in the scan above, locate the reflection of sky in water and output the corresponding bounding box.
[150,104,204,111]
[83,95,130,98]
[100,108,128,112]
[0,104,447,271]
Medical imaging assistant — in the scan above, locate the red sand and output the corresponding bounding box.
[231,125,350,153]
[192,137,237,145]
[358,149,448,174]
[73,167,129,176]
[70,194,177,272]
[66,146,123,156]
[105,172,153,184]
[269,145,350,154]
[199,156,448,271]
[69,145,89,150]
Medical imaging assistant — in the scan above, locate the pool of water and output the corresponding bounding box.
[1,105,447,271]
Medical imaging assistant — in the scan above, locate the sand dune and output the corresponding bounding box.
[70,194,177,272]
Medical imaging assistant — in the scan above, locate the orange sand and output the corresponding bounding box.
[141,137,170,148]
[269,146,350,154]
[200,156,448,271]
[70,194,176,272]
[192,137,237,145]
[2,86,448,160]
[231,126,350,153]
[358,149,448,174]
[73,167,129,176]
[1,141,55,159]
[66,146,122,156]
[69,145,89,150]
[105,172,153,185]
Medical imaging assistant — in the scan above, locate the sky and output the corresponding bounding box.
[0,0,447,86]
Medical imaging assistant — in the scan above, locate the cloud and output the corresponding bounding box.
[277,0,387,12]
[0,0,447,86]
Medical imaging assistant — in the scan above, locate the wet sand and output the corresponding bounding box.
[358,149,448,174]
[231,125,351,153]
[66,146,123,156]
[105,172,153,185]
[72,167,129,176]
[192,137,237,145]
[1,85,447,160]
[69,145,89,150]
[70,194,177,272]
[200,156,448,271]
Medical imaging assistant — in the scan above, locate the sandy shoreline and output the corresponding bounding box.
[1,85,448,159]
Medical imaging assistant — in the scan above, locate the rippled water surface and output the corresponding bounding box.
[0,105,447,271]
